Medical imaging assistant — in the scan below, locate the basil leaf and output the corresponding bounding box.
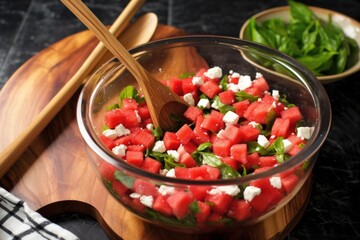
[213,96,234,114]
[200,152,240,179]
[179,72,195,79]
[118,85,144,107]
[152,126,163,141]
[235,91,259,102]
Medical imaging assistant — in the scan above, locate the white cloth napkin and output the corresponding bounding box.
[0,187,79,240]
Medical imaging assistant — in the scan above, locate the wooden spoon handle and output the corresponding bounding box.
[0,0,145,178]
[61,0,149,82]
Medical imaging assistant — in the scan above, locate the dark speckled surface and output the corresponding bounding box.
[1,0,360,239]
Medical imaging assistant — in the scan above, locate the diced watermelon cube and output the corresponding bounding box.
[248,192,270,213]
[174,167,190,179]
[252,76,270,93]
[125,150,144,167]
[99,134,116,150]
[114,135,133,146]
[132,179,158,197]
[104,109,125,128]
[281,173,299,193]
[112,180,128,196]
[244,152,260,170]
[233,99,250,118]
[199,80,222,98]
[271,118,291,138]
[230,144,248,164]
[141,157,162,174]
[167,78,183,96]
[183,105,203,122]
[259,156,278,167]
[99,161,116,181]
[122,98,138,110]
[132,129,155,149]
[219,90,235,105]
[205,193,233,215]
[122,109,140,128]
[179,152,198,168]
[212,137,232,157]
[226,199,251,221]
[166,191,194,219]
[188,165,220,180]
[281,106,302,125]
[193,116,210,144]
[163,132,181,150]
[176,124,195,144]
[127,145,146,152]
[221,124,242,144]
[189,180,211,201]
[195,201,211,223]
[182,77,198,94]
[137,103,150,120]
[238,125,260,142]
[153,195,173,217]
[182,140,198,154]
[221,157,238,170]
[201,115,221,133]
[288,144,302,156]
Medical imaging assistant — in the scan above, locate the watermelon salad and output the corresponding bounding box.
[98,66,314,228]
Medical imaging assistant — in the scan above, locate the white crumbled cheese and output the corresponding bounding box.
[255,72,263,78]
[158,185,175,196]
[270,176,282,189]
[272,90,280,100]
[272,101,277,108]
[222,111,239,125]
[204,66,222,79]
[140,195,154,208]
[227,83,239,92]
[115,124,130,137]
[208,185,241,196]
[167,150,180,162]
[134,110,141,123]
[270,135,276,139]
[166,168,176,177]
[248,121,259,128]
[153,141,166,153]
[192,76,204,86]
[282,139,293,153]
[297,126,315,140]
[130,193,141,198]
[112,144,127,157]
[257,134,270,148]
[243,186,261,202]
[238,75,252,90]
[183,93,195,106]
[197,98,211,109]
[211,100,220,110]
[146,123,154,131]
[102,129,118,140]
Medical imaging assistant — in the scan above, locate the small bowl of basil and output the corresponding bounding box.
[240,0,360,84]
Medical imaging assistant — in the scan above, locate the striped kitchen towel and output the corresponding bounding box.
[0,187,79,240]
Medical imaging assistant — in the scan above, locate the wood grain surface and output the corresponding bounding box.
[0,25,311,240]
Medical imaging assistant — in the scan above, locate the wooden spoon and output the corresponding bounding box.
[61,0,189,130]
[0,1,155,178]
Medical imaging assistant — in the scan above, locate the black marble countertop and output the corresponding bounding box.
[1,0,359,239]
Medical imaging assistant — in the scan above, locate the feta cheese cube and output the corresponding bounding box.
[248,121,259,128]
[153,140,166,153]
[297,126,315,140]
[167,150,180,162]
[222,111,239,125]
[204,66,222,79]
[192,76,204,86]
[146,123,154,131]
[227,83,239,92]
[238,75,252,90]
[140,195,154,208]
[282,139,293,153]
[158,185,175,196]
[270,176,282,189]
[197,98,211,109]
[102,129,118,140]
[115,124,130,137]
[134,110,141,123]
[208,185,241,196]
[243,186,261,202]
[129,193,141,198]
[257,134,270,148]
[211,100,220,110]
[255,72,263,78]
[231,72,240,78]
[166,168,176,177]
[272,90,280,100]
[112,144,127,157]
[183,93,195,106]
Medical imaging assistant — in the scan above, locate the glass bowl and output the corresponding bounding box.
[76,36,331,233]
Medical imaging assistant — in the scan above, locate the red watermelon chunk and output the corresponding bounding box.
[176,124,195,144]
[212,137,232,157]
[166,191,194,219]
[230,144,247,164]
[281,106,302,125]
[163,132,181,150]
[271,118,291,138]
[141,157,162,174]
[153,195,173,217]
[205,193,233,215]
[195,201,211,223]
[104,109,125,128]
[226,199,251,221]
[132,179,158,197]
[199,80,222,98]
[183,105,203,122]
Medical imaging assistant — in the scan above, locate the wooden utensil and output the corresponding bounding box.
[0,0,149,178]
[61,0,189,131]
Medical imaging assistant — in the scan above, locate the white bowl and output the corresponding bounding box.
[240,6,360,84]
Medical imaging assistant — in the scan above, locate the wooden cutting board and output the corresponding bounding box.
[0,25,311,240]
